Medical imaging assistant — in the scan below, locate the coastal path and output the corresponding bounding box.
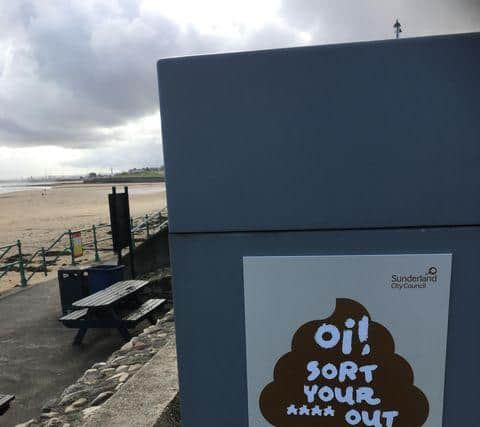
[0,277,135,426]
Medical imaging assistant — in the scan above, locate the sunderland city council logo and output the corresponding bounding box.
[390,266,438,290]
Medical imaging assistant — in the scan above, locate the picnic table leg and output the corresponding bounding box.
[0,402,12,416]
[147,313,156,325]
[73,327,88,345]
[118,326,131,341]
[109,307,131,341]
[72,308,93,345]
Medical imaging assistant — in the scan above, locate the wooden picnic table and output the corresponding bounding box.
[73,280,150,308]
[60,280,165,345]
[0,394,14,416]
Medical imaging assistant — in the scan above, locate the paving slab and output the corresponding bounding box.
[0,279,130,426]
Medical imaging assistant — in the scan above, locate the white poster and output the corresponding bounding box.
[243,254,452,427]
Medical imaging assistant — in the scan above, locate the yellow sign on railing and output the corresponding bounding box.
[72,232,83,258]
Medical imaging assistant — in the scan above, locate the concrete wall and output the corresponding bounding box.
[123,226,170,277]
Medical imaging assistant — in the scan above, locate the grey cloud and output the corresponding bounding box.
[0,114,100,147]
[0,0,479,152]
[65,139,164,171]
[243,22,306,50]
[280,0,480,43]
[29,3,173,117]
[1,1,184,147]
[0,0,293,149]
[0,116,37,140]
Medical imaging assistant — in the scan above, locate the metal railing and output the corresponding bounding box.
[0,241,27,287]
[0,208,168,288]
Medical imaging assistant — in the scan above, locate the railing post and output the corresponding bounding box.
[92,225,100,262]
[17,240,27,287]
[130,218,135,249]
[68,229,76,265]
[41,247,48,276]
[145,214,150,238]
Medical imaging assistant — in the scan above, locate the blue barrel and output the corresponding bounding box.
[87,264,125,294]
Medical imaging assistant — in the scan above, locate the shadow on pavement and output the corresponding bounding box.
[0,278,142,426]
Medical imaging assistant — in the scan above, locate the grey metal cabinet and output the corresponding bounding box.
[158,32,480,427]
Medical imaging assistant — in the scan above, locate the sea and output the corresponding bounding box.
[0,182,51,195]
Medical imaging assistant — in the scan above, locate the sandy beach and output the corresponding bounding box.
[0,182,166,293]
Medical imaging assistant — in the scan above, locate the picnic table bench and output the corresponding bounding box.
[60,280,165,345]
[0,394,14,416]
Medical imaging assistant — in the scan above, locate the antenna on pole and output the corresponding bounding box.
[394,19,403,39]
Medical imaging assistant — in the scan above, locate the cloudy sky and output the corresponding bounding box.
[1,0,479,179]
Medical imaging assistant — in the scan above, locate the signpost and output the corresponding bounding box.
[108,186,134,277]
[158,32,480,426]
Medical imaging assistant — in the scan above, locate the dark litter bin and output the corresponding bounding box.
[87,264,125,294]
[58,265,90,315]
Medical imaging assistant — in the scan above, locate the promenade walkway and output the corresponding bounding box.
[0,278,126,426]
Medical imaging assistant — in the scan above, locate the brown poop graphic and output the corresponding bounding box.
[260,299,429,427]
